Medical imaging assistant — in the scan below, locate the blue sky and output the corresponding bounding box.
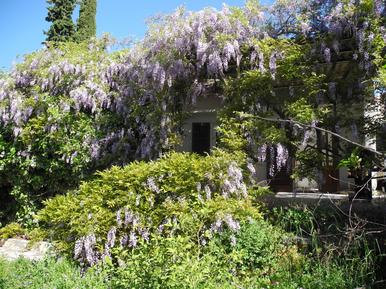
[0,0,263,70]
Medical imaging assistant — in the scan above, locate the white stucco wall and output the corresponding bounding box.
[178,95,222,153]
[181,111,217,153]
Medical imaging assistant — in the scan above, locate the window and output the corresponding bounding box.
[192,122,211,155]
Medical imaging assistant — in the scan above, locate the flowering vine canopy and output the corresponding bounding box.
[0,0,384,223]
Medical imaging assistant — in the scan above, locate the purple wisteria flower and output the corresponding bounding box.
[120,234,129,247]
[147,177,160,193]
[204,185,212,200]
[276,143,288,172]
[258,51,265,73]
[124,209,133,227]
[224,214,240,232]
[257,144,267,163]
[116,209,122,227]
[247,162,256,176]
[269,52,277,79]
[138,227,150,242]
[210,218,224,234]
[129,232,138,247]
[74,234,98,266]
[106,227,117,249]
[323,47,331,63]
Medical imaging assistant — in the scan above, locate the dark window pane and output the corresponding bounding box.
[192,122,211,155]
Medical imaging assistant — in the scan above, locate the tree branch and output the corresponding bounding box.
[254,115,385,157]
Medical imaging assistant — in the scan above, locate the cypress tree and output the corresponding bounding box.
[76,0,97,42]
[44,0,77,43]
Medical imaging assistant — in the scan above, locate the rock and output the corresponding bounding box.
[283,236,311,249]
[0,238,53,261]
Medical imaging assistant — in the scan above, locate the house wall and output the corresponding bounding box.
[255,162,268,185]
[178,95,223,153]
[181,111,217,152]
[178,92,363,193]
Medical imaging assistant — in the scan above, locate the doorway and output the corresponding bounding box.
[192,122,211,155]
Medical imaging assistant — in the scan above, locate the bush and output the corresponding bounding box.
[105,234,238,289]
[38,151,260,261]
[37,152,376,288]
[101,219,299,289]
[0,223,25,239]
[104,219,369,289]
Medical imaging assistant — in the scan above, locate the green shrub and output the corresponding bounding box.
[0,223,25,239]
[38,151,261,261]
[105,234,238,289]
[37,152,376,288]
[0,257,109,289]
[101,220,300,289]
[105,219,369,289]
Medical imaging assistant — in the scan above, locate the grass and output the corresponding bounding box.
[0,257,109,289]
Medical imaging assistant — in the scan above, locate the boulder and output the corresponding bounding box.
[0,238,52,261]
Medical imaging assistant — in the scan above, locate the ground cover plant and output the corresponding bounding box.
[0,257,109,289]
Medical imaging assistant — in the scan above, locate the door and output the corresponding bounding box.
[192,122,211,155]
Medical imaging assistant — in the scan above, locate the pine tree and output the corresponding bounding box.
[44,0,77,43]
[76,0,97,42]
